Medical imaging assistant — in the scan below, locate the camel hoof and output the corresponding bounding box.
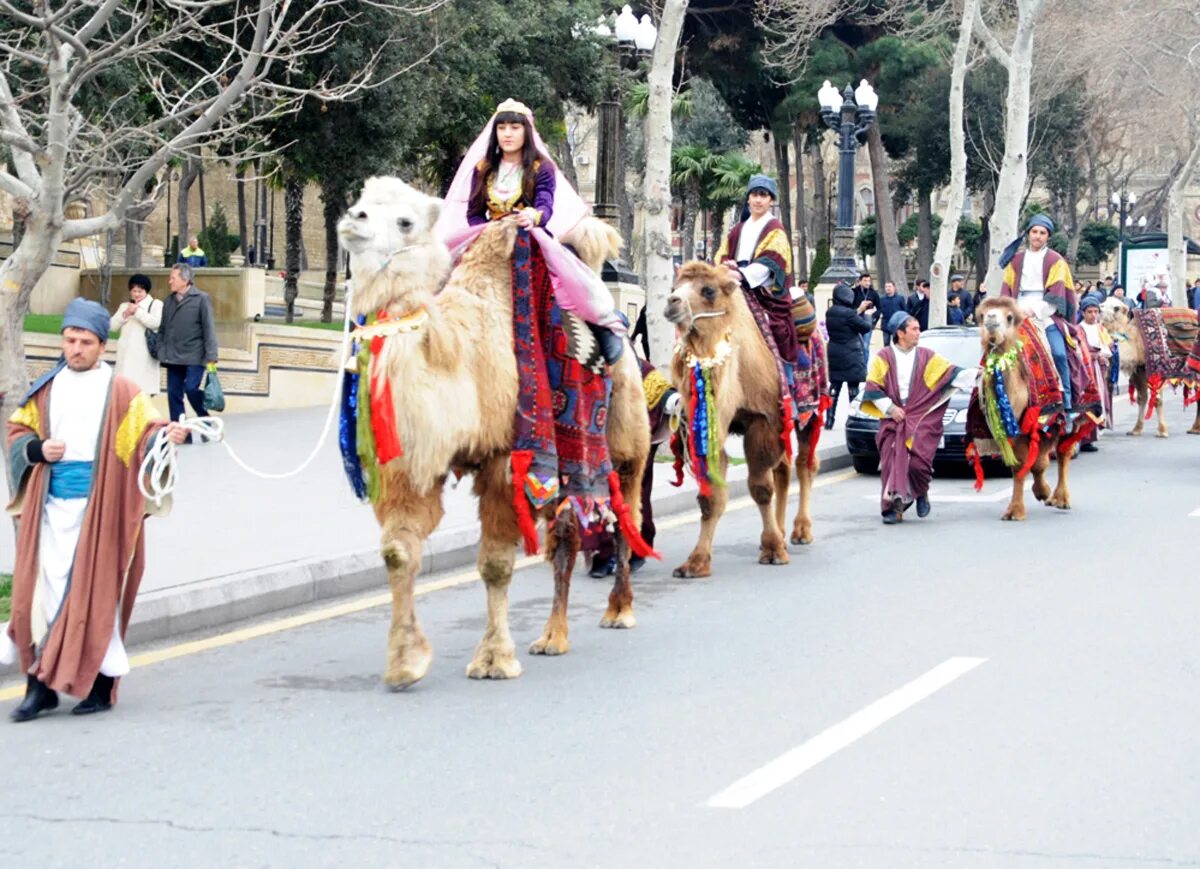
[1187,427,1200,435]
[466,644,523,679]
[672,559,711,579]
[1127,430,1142,437]
[790,529,814,546]
[1001,509,1026,522]
[758,548,790,566]
[384,641,433,691]
[1156,431,1169,439]
[528,632,570,656]
[599,609,637,629]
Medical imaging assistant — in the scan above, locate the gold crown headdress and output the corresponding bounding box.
[494,98,533,119]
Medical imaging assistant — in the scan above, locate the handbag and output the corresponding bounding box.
[203,368,226,413]
[143,299,161,360]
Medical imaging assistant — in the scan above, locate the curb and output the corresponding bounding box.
[16,444,852,657]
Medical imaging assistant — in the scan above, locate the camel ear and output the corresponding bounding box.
[720,273,738,295]
[426,197,442,230]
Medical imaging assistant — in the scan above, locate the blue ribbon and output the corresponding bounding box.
[48,460,93,499]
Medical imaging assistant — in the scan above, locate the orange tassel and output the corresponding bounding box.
[966,442,985,492]
[369,341,403,464]
[607,471,660,560]
[1015,406,1041,479]
[510,451,539,556]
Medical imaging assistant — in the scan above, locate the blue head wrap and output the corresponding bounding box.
[888,310,913,336]
[746,174,779,200]
[999,214,1057,268]
[61,298,110,342]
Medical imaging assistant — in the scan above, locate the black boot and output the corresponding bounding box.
[71,674,114,716]
[11,674,59,723]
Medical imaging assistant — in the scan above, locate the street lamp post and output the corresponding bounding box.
[592,6,655,227]
[817,79,878,285]
[1111,189,1139,285]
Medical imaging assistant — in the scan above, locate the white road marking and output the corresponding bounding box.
[704,656,987,809]
[1189,507,1200,518]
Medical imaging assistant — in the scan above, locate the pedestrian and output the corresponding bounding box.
[177,235,208,268]
[907,279,931,330]
[108,274,162,395]
[862,312,975,524]
[4,299,189,721]
[716,173,799,363]
[947,293,965,325]
[877,280,906,345]
[1111,284,1127,303]
[950,274,974,323]
[1077,293,1113,453]
[853,272,881,366]
[158,263,219,433]
[1189,277,1200,311]
[824,281,874,429]
[794,279,812,304]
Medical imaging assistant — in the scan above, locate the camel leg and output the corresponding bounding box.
[1048,437,1073,510]
[1129,371,1147,436]
[1189,403,1200,435]
[530,508,577,656]
[466,458,522,680]
[1030,441,1052,504]
[376,476,444,690]
[601,461,640,629]
[791,424,818,545]
[1002,441,1032,521]
[746,419,788,566]
[1155,395,1168,438]
[674,450,729,579]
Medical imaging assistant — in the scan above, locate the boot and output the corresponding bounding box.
[825,389,840,430]
[11,674,59,723]
[71,674,114,716]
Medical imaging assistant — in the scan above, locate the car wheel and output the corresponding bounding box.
[852,455,879,475]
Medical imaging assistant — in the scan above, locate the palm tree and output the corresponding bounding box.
[671,145,718,262]
[707,153,762,257]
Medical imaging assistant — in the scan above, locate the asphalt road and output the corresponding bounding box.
[1,407,1198,868]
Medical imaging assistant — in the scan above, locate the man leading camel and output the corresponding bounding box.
[862,312,975,524]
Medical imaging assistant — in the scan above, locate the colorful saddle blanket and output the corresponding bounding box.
[1135,308,1200,386]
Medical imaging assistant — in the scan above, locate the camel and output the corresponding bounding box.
[663,261,820,578]
[1099,299,1200,437]
[975,297,1092,521]
[337,176,651,689]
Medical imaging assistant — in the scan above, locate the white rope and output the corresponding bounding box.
[139,278,360,505]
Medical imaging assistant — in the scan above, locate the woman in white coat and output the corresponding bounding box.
[109,273,163,395]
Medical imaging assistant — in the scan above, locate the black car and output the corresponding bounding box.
[844,326,982,474]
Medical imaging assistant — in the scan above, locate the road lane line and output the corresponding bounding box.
[0,469,859,697]
[704,656,987,809]
[1189,507,1200,518]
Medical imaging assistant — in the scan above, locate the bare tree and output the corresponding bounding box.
[641,0,689,370]
[0,0,437,420]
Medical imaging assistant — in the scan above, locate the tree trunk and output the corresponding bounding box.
[123,199,156,269]
[554,136,579,190]
[712,208,727,260]
[930,0,977,327]
[867,125,908,292]
[680,182,700,262]
[176,156,200,250]
[773,131,794,262]
[916,186,934,282]
[236,164,249,256]
[99,227,115,307]
[283,175,304,324]
[641,0,689,370]
[198,166,208,235]
[321,183,344,323]
[1167,138,1200,304]
[810,139,828,243]
[977,0,1045,292]
[793,123,810,282]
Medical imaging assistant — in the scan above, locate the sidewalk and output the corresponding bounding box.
[1,405,850,644]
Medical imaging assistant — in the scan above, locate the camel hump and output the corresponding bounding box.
[562,218,622,274]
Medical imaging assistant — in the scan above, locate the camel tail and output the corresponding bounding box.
[563,217,622,274]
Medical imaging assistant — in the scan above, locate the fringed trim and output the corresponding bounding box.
[1058,417,1094,456]
[607,470,660,560]
[669,431,685,487]
[1145,372,1164,419]
[780,393,796,463]
[1128,382,1137,405]
[369,337,403,465]
[511,450,540,555]
[1015,406,1042,479]
[806,394,833,471]
[965,442,985,492]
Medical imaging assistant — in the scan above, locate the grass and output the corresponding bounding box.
[23,314,63,335]
[0,574,10,622]
[257,317,345,332]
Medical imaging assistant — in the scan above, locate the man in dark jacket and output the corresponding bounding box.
[852,272,881,366]
[950,274,974,323]
[907,279,931,331]
[159,263,219,432]
[824,281,875,429]
[877,281,906,345]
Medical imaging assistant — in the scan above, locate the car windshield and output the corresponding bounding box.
[918,331,982,371]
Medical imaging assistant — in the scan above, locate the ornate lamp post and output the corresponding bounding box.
[817,79,878,284]
[1111,189,1141,284]
[592,5,655,225]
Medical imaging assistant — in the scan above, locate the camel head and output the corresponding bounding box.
[1099,297,1133,334]
[562,217,623,275]
[976,296,1024,352]
[339,176,452,316]
[666,261,740,349]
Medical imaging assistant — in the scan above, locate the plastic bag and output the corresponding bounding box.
[203,369,226,413]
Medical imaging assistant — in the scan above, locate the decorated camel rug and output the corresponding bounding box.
[1134,308,1200,391]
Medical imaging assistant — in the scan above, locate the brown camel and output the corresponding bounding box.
[976,297,1090,521]
[1099,299,1200,437]
[337,176,650,688]
[663,261,820,578]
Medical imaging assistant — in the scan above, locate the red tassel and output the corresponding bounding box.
[1058,419,1093,455]
[807,394,832,471]
[1145,373,1163,420]
[965,442,985,492]
[1015,406,1040,479]
[1128,382,1136,405]
[780,394,795,463]
[510,450,539,556]
[607,471,660,560]
[369,344,403,464]
[669,432,685,487]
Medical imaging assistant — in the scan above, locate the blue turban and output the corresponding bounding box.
[61,298,110,342]
[1080,293,1103,311]
[888,310,913,336]
[746,174,778,200]
[999,214,1058,268]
